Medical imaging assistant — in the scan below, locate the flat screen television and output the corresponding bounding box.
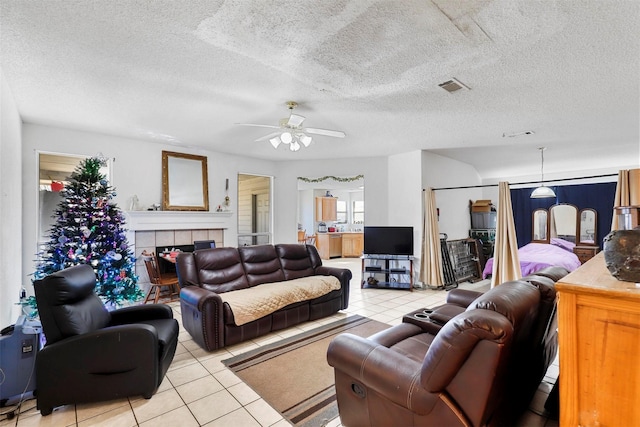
[363,226,413,256]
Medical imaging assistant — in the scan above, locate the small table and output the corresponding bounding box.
[159,254,177,263]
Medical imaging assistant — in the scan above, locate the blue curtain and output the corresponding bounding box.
[510,182,616,248]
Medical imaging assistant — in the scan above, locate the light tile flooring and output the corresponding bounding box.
[1,258,558,427]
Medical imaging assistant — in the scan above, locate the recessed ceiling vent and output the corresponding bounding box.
[503,130,535,138]
[438,78,470,93]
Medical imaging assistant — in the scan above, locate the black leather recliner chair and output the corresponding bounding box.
[33,264,179,415]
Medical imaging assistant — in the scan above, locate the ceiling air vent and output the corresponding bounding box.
[438,78,470,93]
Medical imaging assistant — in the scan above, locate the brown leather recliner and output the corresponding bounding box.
[328,278,555,427]
[34,265,179,415]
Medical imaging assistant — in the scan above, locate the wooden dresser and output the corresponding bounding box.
[556,252,640,426]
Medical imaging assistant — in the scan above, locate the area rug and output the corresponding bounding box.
[223,315,389,427]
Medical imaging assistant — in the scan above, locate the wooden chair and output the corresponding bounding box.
[305,234,317,246]
[298,230,307,244]
[143,253,180,304]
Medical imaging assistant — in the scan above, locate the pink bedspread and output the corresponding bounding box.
[483,242,582,279]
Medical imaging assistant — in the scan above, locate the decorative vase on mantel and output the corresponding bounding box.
[603,228,640,282]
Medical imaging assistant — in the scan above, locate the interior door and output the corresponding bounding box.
[238,174,272,246]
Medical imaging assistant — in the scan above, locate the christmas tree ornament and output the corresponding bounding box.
[33,156,143,307]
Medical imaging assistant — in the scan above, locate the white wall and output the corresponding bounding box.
[21,123,278,289]
[387,150,423,256]
[422,151,484,240]
[20,124,397,294]
[14,120,633,307]
[297,189,315,233]
[1,68,23,325]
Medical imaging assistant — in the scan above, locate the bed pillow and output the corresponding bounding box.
[550,237,575,252]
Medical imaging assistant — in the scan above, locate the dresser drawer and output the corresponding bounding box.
[573,246,600,264]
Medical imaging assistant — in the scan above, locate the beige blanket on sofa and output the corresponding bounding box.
[219,275,341,326]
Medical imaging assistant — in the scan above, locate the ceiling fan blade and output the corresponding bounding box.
[254,132,282,142]
[236,123,281,130]
[305,128,346,138]
[287,114,305,128]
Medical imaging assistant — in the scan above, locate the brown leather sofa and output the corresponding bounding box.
[176,243,351,351]
[327,267,567,427]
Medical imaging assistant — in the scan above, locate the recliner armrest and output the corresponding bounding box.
[445,289,484,307]
[327,333,438,415]
[38,324,159,375]
[110,303,174,325]
[315,266,351,309]
[179,286,225,351]
[180,286,224,309]
[315,265,352,283]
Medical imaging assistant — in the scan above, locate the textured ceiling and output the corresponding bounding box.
[1,0,638,179]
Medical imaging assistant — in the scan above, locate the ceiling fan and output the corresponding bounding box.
[236,101,346,151]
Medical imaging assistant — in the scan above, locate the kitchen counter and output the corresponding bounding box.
[315,232,363,259]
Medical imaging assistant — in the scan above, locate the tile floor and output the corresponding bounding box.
[1,258,559,427]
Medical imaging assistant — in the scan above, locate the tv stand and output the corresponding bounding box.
[361,255,413,291]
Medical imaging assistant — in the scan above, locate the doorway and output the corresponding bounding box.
[297,176,365,235]
[237,174,272,246]
[37,152,111,243]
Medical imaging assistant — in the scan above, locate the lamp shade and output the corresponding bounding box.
[269,137,281,149]
[300,134,312,147]
[281,132,292,144]
[531,185,556,198]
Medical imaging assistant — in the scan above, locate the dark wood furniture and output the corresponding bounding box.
[572,245,600,264]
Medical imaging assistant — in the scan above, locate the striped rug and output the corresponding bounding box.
[223,315,389,427]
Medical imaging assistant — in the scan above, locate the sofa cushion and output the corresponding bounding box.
[219,276,341,326]
[239,245,286,287]
[275,244,315,280]
[194,247,249,293]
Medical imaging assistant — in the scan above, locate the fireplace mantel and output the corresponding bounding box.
[123,210,233,231]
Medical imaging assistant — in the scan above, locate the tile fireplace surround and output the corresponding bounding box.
[124,211,232,287]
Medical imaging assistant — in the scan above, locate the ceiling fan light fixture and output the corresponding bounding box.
[281,132,292,144]
[300,134,312,147]
[269,137,281,149]
[238,101,345,152]
[530,147,556,199]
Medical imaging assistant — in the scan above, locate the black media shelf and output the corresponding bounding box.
[362,281,412,290]
[361,255,414,292]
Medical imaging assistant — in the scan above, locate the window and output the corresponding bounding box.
[336,200,347,224]
[353,200,364,224]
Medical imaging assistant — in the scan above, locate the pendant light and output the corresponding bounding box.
[531,147,556,198]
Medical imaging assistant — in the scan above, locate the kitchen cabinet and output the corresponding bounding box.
[556,252,640,426]
[316,197,337,221]
[342,233,364,258]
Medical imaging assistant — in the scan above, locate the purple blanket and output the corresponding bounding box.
[483,242,581,279]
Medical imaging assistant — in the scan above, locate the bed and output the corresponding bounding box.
[482,238,582,279]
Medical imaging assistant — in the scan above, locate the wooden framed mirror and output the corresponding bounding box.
[579,208,597,245]
[162,151,209,211]
[532,208,549,242]
[549,203,578,243]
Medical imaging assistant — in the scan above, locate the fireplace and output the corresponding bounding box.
[122,211,232,285]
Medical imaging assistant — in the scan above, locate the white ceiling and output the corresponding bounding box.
[1,0,638,180]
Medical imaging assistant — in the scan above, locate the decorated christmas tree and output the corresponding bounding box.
[33,156,143,306]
